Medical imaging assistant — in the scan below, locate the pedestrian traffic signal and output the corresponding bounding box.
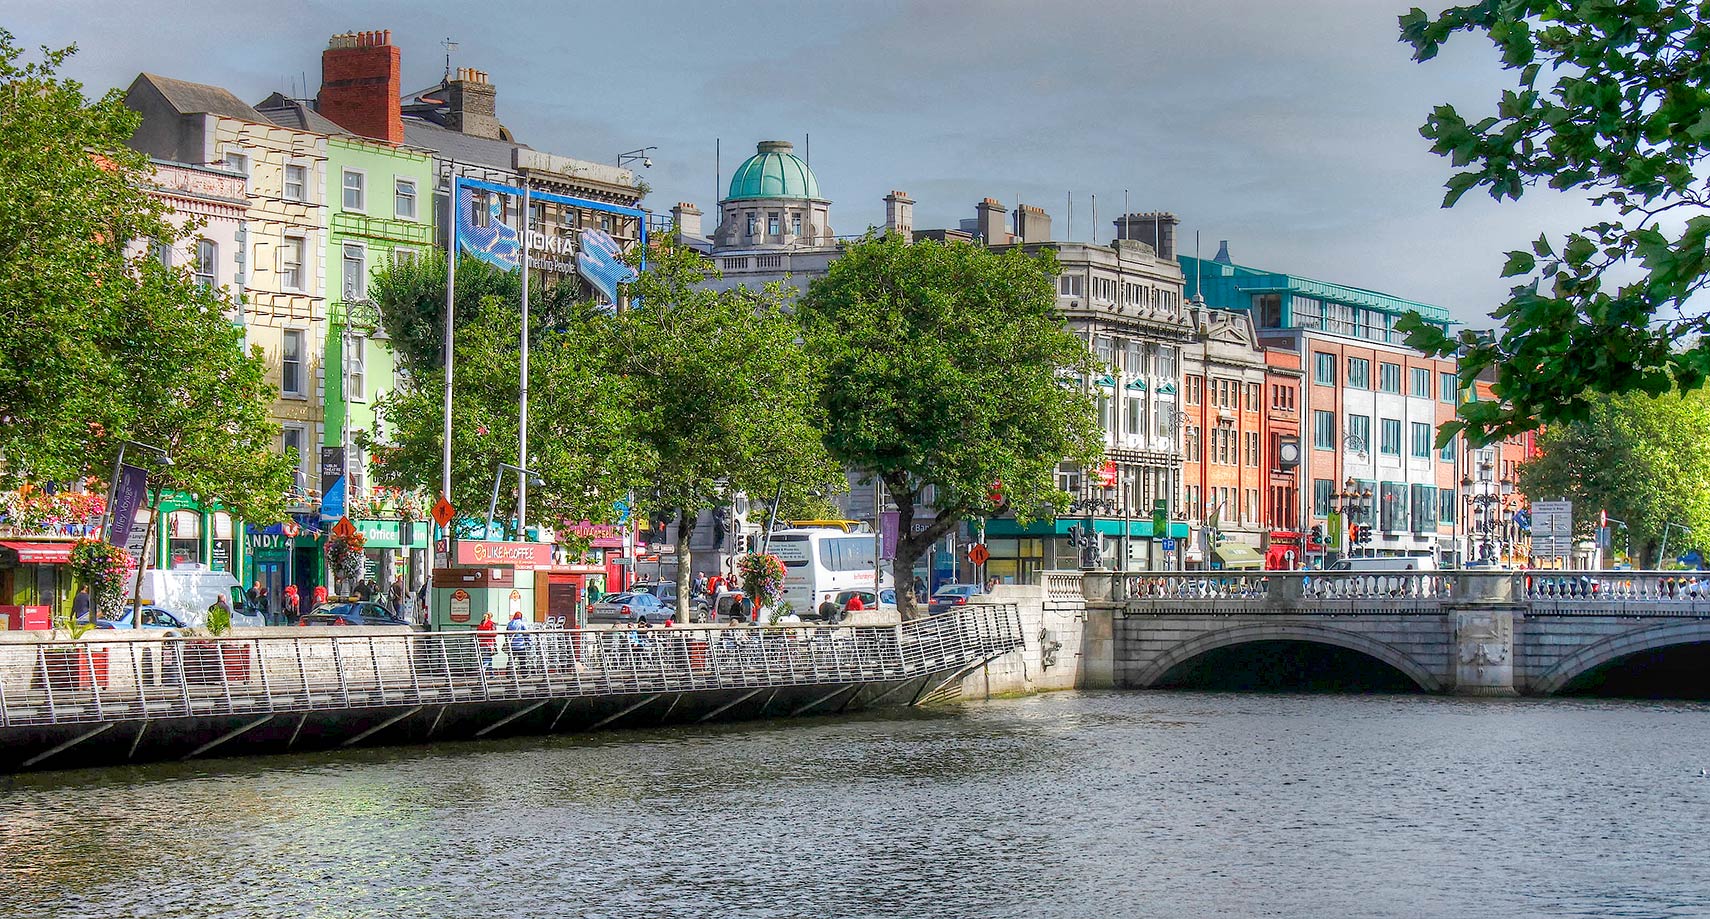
[1310,525,1324,543]
[1355,524,1373,544]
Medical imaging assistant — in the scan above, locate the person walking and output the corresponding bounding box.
[387,577,405,615]
[282,585,301,624]
[506,610,532,671]
[72,586,91,625]
[312,584,328,607]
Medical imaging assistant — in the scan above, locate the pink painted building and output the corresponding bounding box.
[136,158,248,309]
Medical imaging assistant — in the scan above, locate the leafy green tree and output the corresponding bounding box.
[0,33,289,514]
[365,272,637,541]
[798,234,1101,618]
[608,242,839,620]
[1517,389,1710,566]
[1398,4,1710,445]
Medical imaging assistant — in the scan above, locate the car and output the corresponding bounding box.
[298,601,413,628]
[818,588,898,621]
[927,584,982,615]
[81,606,190,630]
[587,591,669,625]
[630,582,708,619]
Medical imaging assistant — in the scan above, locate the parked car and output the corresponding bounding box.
[817,588,898,621]
[298,601,413,628]
[630,582,709,619]
[88,606,189,630]
[927,584,982,615]
[587,591,669,625]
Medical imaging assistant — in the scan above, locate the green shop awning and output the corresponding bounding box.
[985,517,1190,539]
[1212,543,1265,569]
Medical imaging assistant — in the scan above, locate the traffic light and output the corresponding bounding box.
[1310,525,1324,543]
[1356,524,1373,544]
[1066,524,1083,546]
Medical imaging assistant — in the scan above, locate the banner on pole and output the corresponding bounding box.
[320,447,347,522]
[107,463,148,548]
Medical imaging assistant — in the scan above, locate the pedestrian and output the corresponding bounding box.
[312,584,328,608]
[282,585,301,624]
[846,593,865,612]
[912,576,926,603]
[476,611,498,669]
[354,579,374,602]
[984,576,999,594]
[72,586,91,625]
[387,577,405,614]
[506,611,531,671]
[693,572,708,600]
[247,580,265,609]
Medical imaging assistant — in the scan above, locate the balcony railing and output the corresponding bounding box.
[0,605,1023,729]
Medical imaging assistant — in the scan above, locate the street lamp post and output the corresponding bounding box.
[97,440,173,545]
[485,463,543,539]
[1331,477,1372,558]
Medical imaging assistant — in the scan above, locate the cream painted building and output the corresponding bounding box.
[126,73,330,487]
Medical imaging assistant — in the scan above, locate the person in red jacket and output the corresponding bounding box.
[476,611,498,669]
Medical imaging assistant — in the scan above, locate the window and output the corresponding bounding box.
[1055,462,1082,494]
[791,213,802,236]
[223,151,248,179]
[1379,418,1402,456]
[1097,391,1113,432]
[1095,336,1116,367]
[1245,430,1260,466]
[1347,357,1370,389]
[284,164,307,202]
[1058,274,1084,297]
[1379,362,1401,393]
[1126,397,1145,438]
[1313,479,1334,518]
[1439,371,1458,403]
[342,169,366,211]
[152,240,172,268]
[1411,484,1436,533]
[1380,482,1408,531]
[1410,421,1432,458]
[395,178,417,219]
[1124,341,1147,375]
[348,334,367,401]
[193,239,217,288]
[1156,345,1178,378]
[1186,375,1203,405]
[1313,352,1336,386]
[1272,384,1296,412]
[349,444,368,497]
[1411,367,1431,398]
[1185,425,1202,462]
[1245,382,1260,412]
[280,236,305,291]
[281,329,305,397]
[767,213,780,236]
[1313,410,1336,450]
[1246,488,1259,522]
[1347,413,1371,449]
[1439,490,1456,524]
[342,243,365,302]
[1440,437,1456,463]
[393,247,419,268]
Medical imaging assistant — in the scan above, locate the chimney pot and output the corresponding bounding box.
[318,27,403,144]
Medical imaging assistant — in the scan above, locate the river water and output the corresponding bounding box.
[3,691,1707,919]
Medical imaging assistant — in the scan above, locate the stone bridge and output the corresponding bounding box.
[968,571,1710,697]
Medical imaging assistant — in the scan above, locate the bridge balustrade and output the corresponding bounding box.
[0,605,1023,729]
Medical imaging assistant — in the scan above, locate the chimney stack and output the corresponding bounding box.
[883,190,915,239]
[1016,203,1051,244]
[671,202,703,243]
[1114,212,1179,260]
[1213,239,1232,264]
[447,68,500,139]
[318,30,403,145]
[975,198,1009,245]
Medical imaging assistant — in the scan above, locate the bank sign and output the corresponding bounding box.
[452,177,644,309]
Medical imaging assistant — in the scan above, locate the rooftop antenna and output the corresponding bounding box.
[1091,194,1097,246]
[805,132,810,167]
[1195,230,1203,300]
[442,38,459,81]
[301,71,309,102]
[1067,191,1073,243]
[715,137,721,207]
[1122,189,1129,239]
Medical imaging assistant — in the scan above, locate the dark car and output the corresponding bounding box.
[927,584,981,615]
[587,591,669,625]
[298,601,413,628]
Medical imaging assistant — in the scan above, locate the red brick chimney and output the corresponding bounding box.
[318,30,402,144]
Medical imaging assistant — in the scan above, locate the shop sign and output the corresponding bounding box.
[246,533,287,550]
[211,540,231,572]
[454,540,553,569]
[449,588,471,624]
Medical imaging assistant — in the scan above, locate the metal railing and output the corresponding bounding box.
[0,605,1023,729]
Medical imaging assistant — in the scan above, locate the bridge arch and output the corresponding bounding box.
[1131,622,1444,692]
[1532,620,1710,695]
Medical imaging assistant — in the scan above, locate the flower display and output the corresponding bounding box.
[737,552,788,607]
[68,538,135,618]
[324,531,368,587]
[0,487,105,536]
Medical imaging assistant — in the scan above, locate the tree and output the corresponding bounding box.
[365,279,637,541]
[1517,389,1710,566]
[607,242,839,621]
[798,234,1101,619]
[0,33,289,513]
[1398,5,1710,446]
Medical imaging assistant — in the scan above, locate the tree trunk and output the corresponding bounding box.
[887,481,964,620]
[674,509,697,622]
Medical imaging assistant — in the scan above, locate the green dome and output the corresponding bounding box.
[726,140,822,201]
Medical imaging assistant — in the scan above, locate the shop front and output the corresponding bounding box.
[985,516,1191,580]
[355,518,431,598]
[0,538,76,629]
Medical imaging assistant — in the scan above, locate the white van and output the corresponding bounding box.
[1328,556,1438,572]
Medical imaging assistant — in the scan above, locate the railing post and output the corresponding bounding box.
[175,638,192,717]
[331,639,350,709]
[295,638,311,706]
[256,639,274,712]
[369,637,385,700]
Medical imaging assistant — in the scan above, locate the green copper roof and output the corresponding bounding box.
[726,140,822,201]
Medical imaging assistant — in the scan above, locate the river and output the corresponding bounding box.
[2,691,1707,919]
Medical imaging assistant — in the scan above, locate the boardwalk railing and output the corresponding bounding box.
[0,605,1023,729]
[1049,570,1710,613]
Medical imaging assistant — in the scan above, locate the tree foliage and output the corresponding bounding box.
[1517,389,1710,566]
[608,242,839,619]
[1399,4,1710,445]
[798,234,1101,618]
[0,33,289,515]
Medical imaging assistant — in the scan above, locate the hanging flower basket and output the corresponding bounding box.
[737,553,788,607]
[324,532,368,587]
[68,538,134,620]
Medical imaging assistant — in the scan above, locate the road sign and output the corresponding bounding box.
[1161,538,1177,552]
[432,496,455,527]
[1532,535,1573,557]
[1531,500,1573,537]
[331,516,358,540]
[968,543,990,565]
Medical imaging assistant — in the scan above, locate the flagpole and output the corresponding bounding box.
[440,178,459,504]
[517,185,530,538]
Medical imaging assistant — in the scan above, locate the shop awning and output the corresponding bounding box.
[1212,543,1265,569]
[0,540,75,564]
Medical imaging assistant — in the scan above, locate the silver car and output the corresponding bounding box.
[587,591,669,624]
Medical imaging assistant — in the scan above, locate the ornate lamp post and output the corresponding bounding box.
[1331,477,1373,557]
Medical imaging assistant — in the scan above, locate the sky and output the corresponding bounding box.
[12,0,1604,325]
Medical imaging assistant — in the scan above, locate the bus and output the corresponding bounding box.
[769,527,890,616]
